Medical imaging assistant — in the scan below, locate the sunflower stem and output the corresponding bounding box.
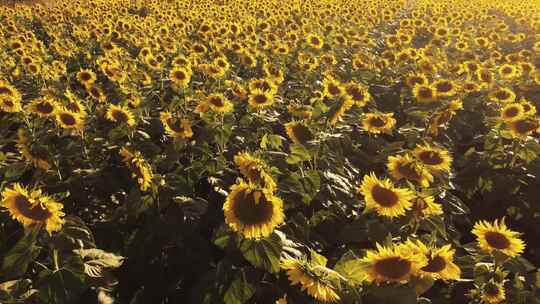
[53,249,60,272]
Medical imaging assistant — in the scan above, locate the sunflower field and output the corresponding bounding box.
[1,0,540,303]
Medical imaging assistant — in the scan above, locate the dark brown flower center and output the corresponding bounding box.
[422,255,446,273]
[371,184,398,207]
[79,72,92,82]
[502,67,513,74]
[166,118,184,133]
[485,231,511,251]
[418,87,434,99]
[290,124,313,143]
[397,162,422,180]
[328,83,341,95]
[36,102,54,114]
[112,109,128,122]
[233,189,274,225]
[173,71,186,80]
[419,151,443,165]
[514,119,538,134]
[347,86,365,101]
[0,86,13,95]
[253,94,268,104]
[504,107,519,118]
[14,195,51,221]
[436,82,453,93]
[310,37,320,45]
[60,113,76,126]
[495,90,510,100]
[208,96,224,107]
[484,283,501,297]
[369,117,386,127]
[374,257,411,279]
[3,99,15,107]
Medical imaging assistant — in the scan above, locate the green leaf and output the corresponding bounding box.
[286,144,312,164]
[260,134,283,150]
[1,227,41,279]
[223,271,254,304]
[37,268,86,303]
[73,248,124,278]
[237,233,282,273]
[309,249,328,267]
[334,251,366,286]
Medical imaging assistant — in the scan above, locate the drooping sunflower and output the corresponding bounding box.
[16,129,51,171]
[106,104,136,127]
[223,181,284,239]
[27,97,58,118]
[56,108,84,131]
[119,147,153,192]
[284,121,314,145]
[169,66,192,89]
[413,84,437,103]
[387,154,433,187]
[344,83,370,106]
[413,144,452,172]
[281,256,340,303]
[411,195,443,218]
[404,240,461,280]
[234,152,276,192]
[159,111,193,139]
[1,183,65,234]
[499,103,524,122]
[358,173,415,218]
[507,117,539,140]
[362,113,396,134]
[472,219,525,257]
[248,89,275,109]
[480,281,506,304]
[359,242,427,284]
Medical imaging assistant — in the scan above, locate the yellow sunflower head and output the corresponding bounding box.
[119,147,153,192]
[284,121,314,145]
[322,76,345,99]
[387,154,433,188]
[404,240,461,280]
[413,144,452,172]
[56,108,84,131]
[507,117,540,140]
[480,281,506,304]
[359,242,427,284]
[500,103,524,123]
[169,66,192,89]
[488,87,516,104]
[248,89,275,109]
[223,181,284,239]
[233,152,276,192]
[205,93,233,114]
[344,83,370,106]
[433,79,458,98]
[281,256,340,303]
[306,33,324,49]
[159,112,193,139]
[411,195,443,218]
[1,183,65,234]
[28,97,58,118]
[405,73,428,88]
[472,219,525,258]
[362,113,396,134]
[106,104,136,127]
[413,84,437,103]
[76,69,97,86]
[358,173,415,218]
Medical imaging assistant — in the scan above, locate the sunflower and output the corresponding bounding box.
[56,108,84,131]
[27,97,58,118]
[344,83,370,106]
[159,112,193,139]
[472,219,525,257]
[322,76,345,99]
[433,80,457,98]
[169,66,192,89]
[86,85,107,103]
[76,69,97,86]
[500,103,524,122]
[248,89,275,109]
[413,84,437,103]
[0,81,22,113]
[284,121,314,145]
[223,181,284,239]
[404,240,461,280]
[413,144,452,172]
[507,117,539,140]
[204,93,234,114]
[362,113,396,134]
[359,242,427,283]
[119,147,153,192]
[480,281,506,304]
[411,195,443,218]
[498,64,520,79]
[405,73,428,88]
[1,183,65,234]
[329,98,354,126]
[16,129,51,171]
[387,154,433,187]
[234,152,277,193]
[488,87,516,104]
[249,78,278,93]
[358,173,415,218]
[306,33,324,49]
[519,99,536,115]
[106,104,136,127]
[281,257,340,303]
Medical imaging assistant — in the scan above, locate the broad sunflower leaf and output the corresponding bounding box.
[334,251,366,286]
[1,227,41,279]
[73,248,124,278]
[223,270,254,304]
[237,233,282,273]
